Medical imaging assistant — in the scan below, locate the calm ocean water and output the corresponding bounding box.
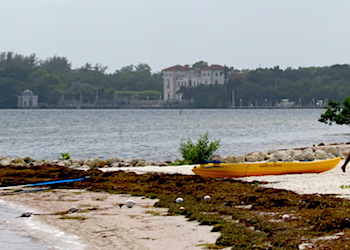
[0,108,350,249]
[0,108,350,161]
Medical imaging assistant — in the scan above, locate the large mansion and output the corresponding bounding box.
[162,64,233,101]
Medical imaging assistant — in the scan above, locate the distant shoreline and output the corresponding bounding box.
[1,106,326,110]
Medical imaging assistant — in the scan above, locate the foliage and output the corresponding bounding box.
[179,132,220,164]
[0,51,162,107]
[3,50,350,108]
[178,64,350,108]
[61,153,71,160]
[319,97,350,125]
[191,60,208,70]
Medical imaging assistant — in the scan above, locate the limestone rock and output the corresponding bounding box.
[245,154,257,162]
[303,148,315,160]
[314,149,328,159]
[224,156,244,163]
[107,157,125,164]
[85,158,101,168]
[325,146,342,157]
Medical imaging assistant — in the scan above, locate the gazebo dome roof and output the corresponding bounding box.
[22,89,34,96]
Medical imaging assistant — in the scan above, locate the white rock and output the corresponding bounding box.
[0,158,12,166]
[125,199,135,208]
[245,154,257,162]
[282,214,290,219]
[176,197,184,204]
[204,195,211,201]
[298,243,314,250]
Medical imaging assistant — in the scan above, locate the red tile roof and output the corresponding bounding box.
[162,65,191,71]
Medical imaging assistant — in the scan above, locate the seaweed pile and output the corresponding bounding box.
[1,164,350,249]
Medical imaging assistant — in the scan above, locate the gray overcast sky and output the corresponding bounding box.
[2,0,350,73]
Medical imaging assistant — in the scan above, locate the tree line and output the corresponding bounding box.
[180,65,350,108]
[0,52,162,107]
[2,51,350,108]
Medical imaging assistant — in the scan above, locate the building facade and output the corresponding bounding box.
[17,89,38,108]
[162,64,230,101]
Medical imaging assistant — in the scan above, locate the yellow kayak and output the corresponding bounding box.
[192,157,341,178]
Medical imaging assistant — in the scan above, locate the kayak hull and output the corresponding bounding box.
[192,157,342,178]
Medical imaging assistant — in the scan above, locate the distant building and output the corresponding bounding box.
[17,89,38,108]
[276,99,294,108]
[162,64,232,101]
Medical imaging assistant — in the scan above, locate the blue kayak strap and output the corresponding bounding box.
[0,176,90,190]
[27,177,86,187]
[198,159,221,164]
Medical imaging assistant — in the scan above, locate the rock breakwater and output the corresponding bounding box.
[0,144,349,169]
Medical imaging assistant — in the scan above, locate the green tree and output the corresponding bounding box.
[319,98,350,125]
[192,61,208,70]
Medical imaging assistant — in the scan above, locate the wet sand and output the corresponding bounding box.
[1,189,221,250]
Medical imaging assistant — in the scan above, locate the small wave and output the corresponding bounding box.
[0,199,84,250]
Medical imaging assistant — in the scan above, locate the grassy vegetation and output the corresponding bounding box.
[180,132,220,164]
[1,164,350,249]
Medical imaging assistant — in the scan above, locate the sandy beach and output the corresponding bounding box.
[1,189,221,250]
[2,158,350,249]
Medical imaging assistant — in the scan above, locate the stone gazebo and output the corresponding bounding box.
[17,89,38,108]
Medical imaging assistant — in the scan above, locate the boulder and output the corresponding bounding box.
[245,154,257,162]
[107,157,125,164]
[71,159,84,165]
[135,160,146,167]
[224,156,244,163]
[119,162,131,167]
[0,158,13,166]
[70,163,84,169]
[85,158,101,168]
[303,148,315,160]
[293,152,305,161]
[271,150,289,161]
[79,164,91,170]
[256,152,267,161]
[130,158,146,167]
[32,160,45,167]
[314,149,328,159]
[325,146,342,157]
[210,154,223,162]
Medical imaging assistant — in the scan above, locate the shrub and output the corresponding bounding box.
[61,153,71,160]
[179,132,220,164]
